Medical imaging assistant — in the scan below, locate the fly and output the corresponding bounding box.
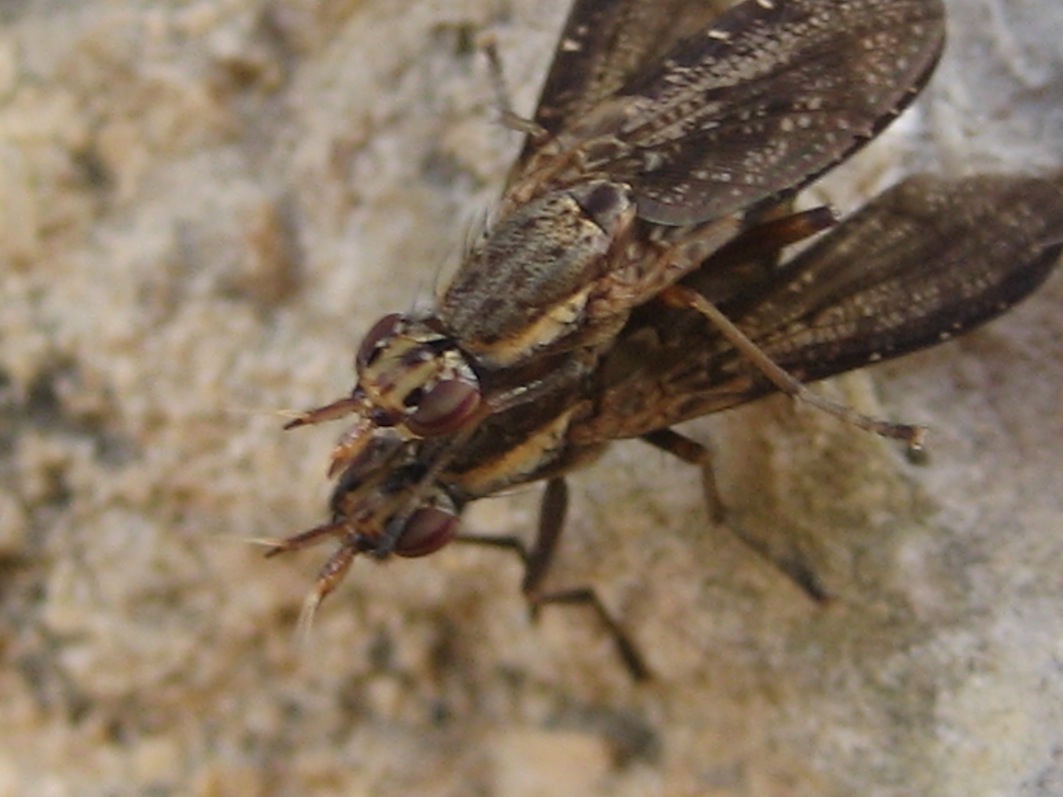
[268,0,1063,676]
[273,170,1063,678]
[285,0,947,485]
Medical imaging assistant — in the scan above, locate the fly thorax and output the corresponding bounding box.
[355,313,482,438]
[440,179,635,367]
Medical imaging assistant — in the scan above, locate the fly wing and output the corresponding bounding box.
[515,0,736,165]
[738,174,1063,377]
[605,0,947,225]
[572,174,1063,444]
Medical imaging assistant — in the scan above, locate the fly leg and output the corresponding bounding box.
[658,285,927,452]
[458,477,650,680]
[641,427,831,603]
[480,35,548,140]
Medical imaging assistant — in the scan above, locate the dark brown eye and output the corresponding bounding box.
[394,506,458,558]
[406,379,481,437]
[356,313,404,371]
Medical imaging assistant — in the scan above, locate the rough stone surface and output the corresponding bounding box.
[1,1,1062,795]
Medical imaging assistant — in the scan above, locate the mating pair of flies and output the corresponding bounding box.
[269,0,1063,678]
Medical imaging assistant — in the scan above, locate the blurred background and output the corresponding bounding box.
[1,1,1062,795]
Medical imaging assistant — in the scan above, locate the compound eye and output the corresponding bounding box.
[406,379,481,437]
[394,506,459,558]
[356,313,404,371]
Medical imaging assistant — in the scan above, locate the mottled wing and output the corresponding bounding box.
[606,0,946,225]
[740,175,1063,376]
[574,174,1063,443]
[515,0,736,166]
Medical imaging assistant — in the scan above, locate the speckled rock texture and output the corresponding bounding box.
[2,1,1062,795]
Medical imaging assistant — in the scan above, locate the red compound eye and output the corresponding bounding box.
[356,313,404,371]
[394,506,459,558]
[406,379,481,437]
